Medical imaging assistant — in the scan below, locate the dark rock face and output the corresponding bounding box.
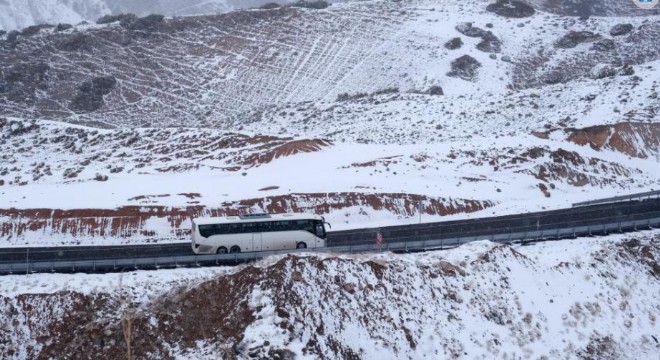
[447,55,482,81]
[591,39,616,52]
[1,62,50,103]
[610,24,633,36]
[455,23,488,38]
[120,14,165,32]
[555,31,601,49]
[69,76,117,113]
[477,32,502,53]
[444,37,463,50]
[56,33,93,52]
[486,0,535,18]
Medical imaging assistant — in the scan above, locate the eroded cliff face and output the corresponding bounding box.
[534,122,660,159]
[567,122,660,159]
[1,233,658,359]
[0,193,495,246]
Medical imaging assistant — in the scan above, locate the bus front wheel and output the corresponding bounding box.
[230,246,241,254]
[296,242,307,249]
[216,247,228,254]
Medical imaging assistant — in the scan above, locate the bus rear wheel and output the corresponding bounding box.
[216,247,228,254]
[230,246,241,254]
[296,242,307,249]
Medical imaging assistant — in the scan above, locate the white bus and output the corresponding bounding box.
[191,213,329,254]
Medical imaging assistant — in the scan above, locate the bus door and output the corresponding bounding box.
[251,233,261,251]
[256,233,273,251]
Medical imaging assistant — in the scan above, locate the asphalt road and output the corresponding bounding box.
[0,198,658,264]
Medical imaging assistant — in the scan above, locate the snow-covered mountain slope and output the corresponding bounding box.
[0,116,657,246]
[1,0,657,127]
[1,230,658,359]
[0,0,658,246]
[0,0,312,32]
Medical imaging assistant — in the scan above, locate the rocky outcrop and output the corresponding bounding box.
[555,31,601,49]
[455,23,501,53]
[486,0,535,18]
[610,23,633,36]
[447,55,482,81]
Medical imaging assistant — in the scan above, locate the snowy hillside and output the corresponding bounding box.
[1,230,658,359]
[0,0,659,246]
[0,0,312,32]
[0,116,658,246]
[1,0,657,127]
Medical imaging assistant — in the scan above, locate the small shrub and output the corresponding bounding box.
[336,92,368,101]
[289,1,329,10]
[428,85,444,95]
[444,37,463,50]
[97,13,137,25]
[260,2,281,9]
[55,23,73,32]
[94,174,108,181]
[6,30,20,43]
[372,87,399,96]
[0,30,7,37]
[63,168,80,178]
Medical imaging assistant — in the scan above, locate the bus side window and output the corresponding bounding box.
[199,225,212,238]
[315,223,325,237]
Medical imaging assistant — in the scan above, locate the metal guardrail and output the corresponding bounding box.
[572,189,660,207]
[1,217,658,275]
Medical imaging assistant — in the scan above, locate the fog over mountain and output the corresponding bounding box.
[0,0,332,31]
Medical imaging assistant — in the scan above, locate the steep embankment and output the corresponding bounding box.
[0,231,658,359]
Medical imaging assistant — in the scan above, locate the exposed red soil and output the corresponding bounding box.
[534,122,660,158]
[242,139,331,166]
[0,193,494,240]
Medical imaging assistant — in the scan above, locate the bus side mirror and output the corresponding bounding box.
[324,222,331,229]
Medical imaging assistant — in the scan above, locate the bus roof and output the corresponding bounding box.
[192,213,324,225]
